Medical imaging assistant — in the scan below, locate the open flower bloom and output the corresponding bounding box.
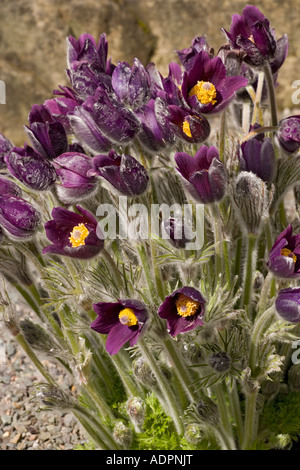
[267,225,300,278]
[52,152,98,203]
[222,5,288,69]
[175,145,226,203]
[238,136,276,183]
[5,144,57,191]
[91,299,148,355]
[180,51,248,115]
[158,286,205,337]
[0,195,41,239]
[43,205,104,259]
[167,105,211,144]
[90,149,149,196]
[275,288,300,323]
[277,115,300,153]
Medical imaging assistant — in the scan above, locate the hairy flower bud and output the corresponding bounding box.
[132,357,157,388]
[3,304,20,336]
[196,397,219,426]
[113,421,132,448]
[20,319,61,355]
[184,423,203,445]
[126,397,145,426]
[36,383,74,410]
[181,341,204,365]
[231,171,270,235]
[208,351,231,373]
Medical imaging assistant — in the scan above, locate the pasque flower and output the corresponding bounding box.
[5,144,57,191]
[158,286,205,337]
[179,51,248,115]
[52,152,98,203]
[174,145,226,203]
[275,288,300,323]
[267,225,300,278]
[222,5,288,69]
[238,136,276,183]
[24,119,68,161]
[43,205,104,259]
[90,149,149,196]
[176,35,214,72]
[0,195,41,239]
[0,132,14,169]
[91,299,148,355]
[0,175,22,197]
[277,115,300,153]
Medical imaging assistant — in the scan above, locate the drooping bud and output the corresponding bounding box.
[196,397,219,426]
[35,383,74,410]
[208,351,231,373]
[20,319,61,355]
[126,397,145,426]
[113,421,132,448]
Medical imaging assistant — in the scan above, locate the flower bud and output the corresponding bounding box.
[231,171,270,235]
[20,319,61,355]
[35,383,74,410]
[3,304,20,336]
[196,397,219,426]
[184,423,203,445]
[126,397,145,426]
[132,357,157,388]
[261,376,280,397]
[113,421,132,448]
[288,363,300,391]
[208,351,231,373]
[0,132,14,169]
[253,271,265,291]
[181,341,204,365]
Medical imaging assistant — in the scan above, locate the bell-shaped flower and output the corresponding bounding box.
[0,195,41,239]
[175,145,226,203]
[275,288,300,323]
[0,132,14,169]
[43,205,104,259]
[91,299,148,355]
[238,136,276,183]
[267,225,300,278]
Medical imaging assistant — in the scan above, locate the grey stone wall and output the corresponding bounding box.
[0,0,299,145]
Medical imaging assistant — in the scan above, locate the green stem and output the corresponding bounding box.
[228,381,244,448]
[263,63,278,127]
[110,352,142,398]
[138,243,158,301]
[101,248,123,288]
[251,70,265,126]
[249,306,276,373]
[214,383,236,450]
[242,390,259,449]
[240,234,257,317]
[210,203,223,277]
[219,110,227,163]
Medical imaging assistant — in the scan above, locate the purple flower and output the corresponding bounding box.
[0,175,22,197]
[161,217,193,249]
[91,299,148,355]
[267,225,300,278]
[176,35,214,72]
[0,195,41,239]
[238,136,276,183]
[111,58,151,110]
[24,120,68,161]
[180,51,248,115]
[275,288,300,323]
[5,145,57,191]
[277,115,300,153]
[158,286,205,337]
[174,145,226,203]
[43,205,104,259]
[52,152,98,203]
[222,5,288,69]
[0,132,14,169]
[90,150,149,196]
[168,105,211,144]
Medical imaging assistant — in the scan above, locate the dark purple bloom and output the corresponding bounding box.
[24,120,68,161]
[275,288,300,323]
[91,299,148,355]
[176,35,214,72]
[5,144,57,191]
[238,136,276,183]
[175,145,226,203]
[277,115,300,153]
[111,58,151,110]
[52,152,98,203]
[161,217,193,249]
[43,205,104,259]
[222,5,288,69]
[180,51,248,115]
[267,225,300,278]
[0,132,14,169]
[90,150,149,196]
[168,105,211,144]
[158,286,205,337]
[0,195,41,239]
[0,175,22,197]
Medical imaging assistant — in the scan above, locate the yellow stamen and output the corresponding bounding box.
[69,223,89,247]
[175,293,200,318]
[182,120,192,138]
[118,308,138,327]
[189,81,217,105]
[281,248,297,263]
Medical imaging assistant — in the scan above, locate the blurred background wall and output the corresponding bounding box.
[0,0,299,146]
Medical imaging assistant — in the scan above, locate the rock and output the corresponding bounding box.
[10,433,22,444]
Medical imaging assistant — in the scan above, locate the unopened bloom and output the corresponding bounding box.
[90,149,149,196]
[0,175,22,197]
[267,225,300,278]
[175,145,226,203]
[0,195,41,239]
[176,35,214,72]
[275,288,300,323]
[167,105,211,144]
[277,115,300,153]
[0,132,14,169]
[158,286,205,337]
[43,205,104,259]
[238,136,276,183]
[91,299,148,355]
[53,152,98,203]
[222,5,288,69]
[24,120,68,161]
[5,145,57,191]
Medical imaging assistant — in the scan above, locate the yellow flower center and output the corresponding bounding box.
[118,308,138,327]
[175,293,200,317]
[189,81,217,105]
[69,223,89,247]
[182,120,192,138]
[281,248,297,263]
